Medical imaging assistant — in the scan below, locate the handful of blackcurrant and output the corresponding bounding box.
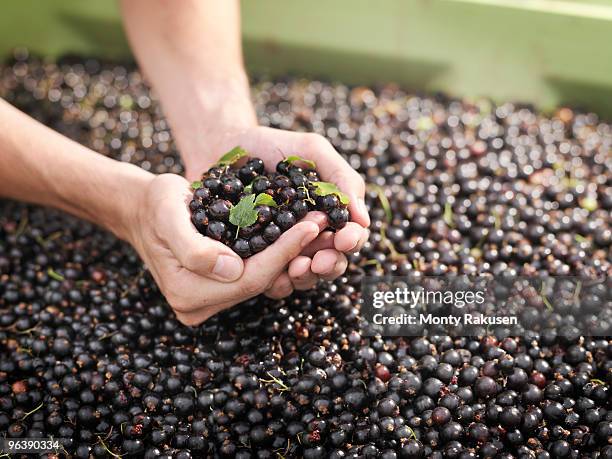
[189,147,350,258]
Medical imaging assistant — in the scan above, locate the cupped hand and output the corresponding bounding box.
[127,173,330,325]
[184,126,370,293]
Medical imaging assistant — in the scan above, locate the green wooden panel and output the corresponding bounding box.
[1,0,611,117]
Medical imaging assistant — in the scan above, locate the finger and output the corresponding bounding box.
[300,134,370,228]
[174,233,244,283]
[301,211,329,232]
[240,220,320,295]
[161,177,244,282]
[356,227,370,251]
[311,250,348,281]
[174,300,231,327]
[288,256,318,290]
[333,223,369,253]
[264,273,295,299]
[300,231,335,257]
[310,249,341,276]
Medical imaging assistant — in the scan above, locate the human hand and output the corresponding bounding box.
[183,126,370,293]
[127,173,325,325]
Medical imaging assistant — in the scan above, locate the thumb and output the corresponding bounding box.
[174,231,244,282]
[242,220,320,286]
[169,209,244,282]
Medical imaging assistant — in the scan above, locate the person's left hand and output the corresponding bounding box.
[183,126,370,299]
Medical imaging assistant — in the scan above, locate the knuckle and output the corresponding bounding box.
[175,312,204,327]
[242,278,265,297]
[303,133,330,151]
[169,297,195,314]
[183,247,215,274]
[167,290,207,314]
[353,172,366,192]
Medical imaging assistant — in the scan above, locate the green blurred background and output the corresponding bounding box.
[1,0,612,117]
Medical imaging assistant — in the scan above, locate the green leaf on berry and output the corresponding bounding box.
[243,183,253,194]
[284,155,316,169]
[191,181,203,190]
[216,146,248,166]
[229,194,258,232]
[254,193,278,207]
[311,181,350,205]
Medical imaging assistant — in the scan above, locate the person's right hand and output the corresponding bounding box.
[127,173,324,325]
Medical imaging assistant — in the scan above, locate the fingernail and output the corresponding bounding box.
[358,198,370,225]
[213,255,242,281]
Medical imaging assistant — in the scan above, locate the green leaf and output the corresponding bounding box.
[254,193,278,207]
[311,181,350,205]
[191,180,203,190]
[216,146,248,166]
[243,183,253,194]
[284,155,316,169]
[229,194,258,235]
[47,268,65,282]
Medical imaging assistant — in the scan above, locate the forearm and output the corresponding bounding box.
[120,0,257,175]
[0,98,152,241]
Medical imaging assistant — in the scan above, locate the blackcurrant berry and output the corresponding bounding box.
[247,157,265,174]
[232,239,252,258]
[249,235,268,254]
[263,223,282,243]
[276,210,297,231]
[208,199,232,222]
[206,221,226,241]
[291,200,309,220]
[328,207,349,230]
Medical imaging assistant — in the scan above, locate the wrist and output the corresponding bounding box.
[102,162,155,244]
[160,75,258,179]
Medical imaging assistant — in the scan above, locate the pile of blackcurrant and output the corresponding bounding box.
[189,149,349,258]
[0,52,610,458]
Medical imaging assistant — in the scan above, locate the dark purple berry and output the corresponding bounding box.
[191,210,209,232]
[249,235,268,254]
[276,160,291,175]
[256,205,273,225]
[221,176,244,198]
[328,207,349,230]
[278,187,297,203]
[276,210,297,231]
[291,200,309,220]
[208,199,232,222]
[252,177,272,194]
[263,223,282,243]
[247,157,265,174]
[194,187,211,202]
[232,239,252,258]
[273,175,291,188]
[238,166,257,184]
[206,221,226,241]
[203,177,222,194]
[189,199,203,212]
[316,194,339,211]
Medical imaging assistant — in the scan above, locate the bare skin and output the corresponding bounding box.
[0,1,369,325]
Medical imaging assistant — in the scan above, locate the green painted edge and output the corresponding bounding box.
[1,0,611,118]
